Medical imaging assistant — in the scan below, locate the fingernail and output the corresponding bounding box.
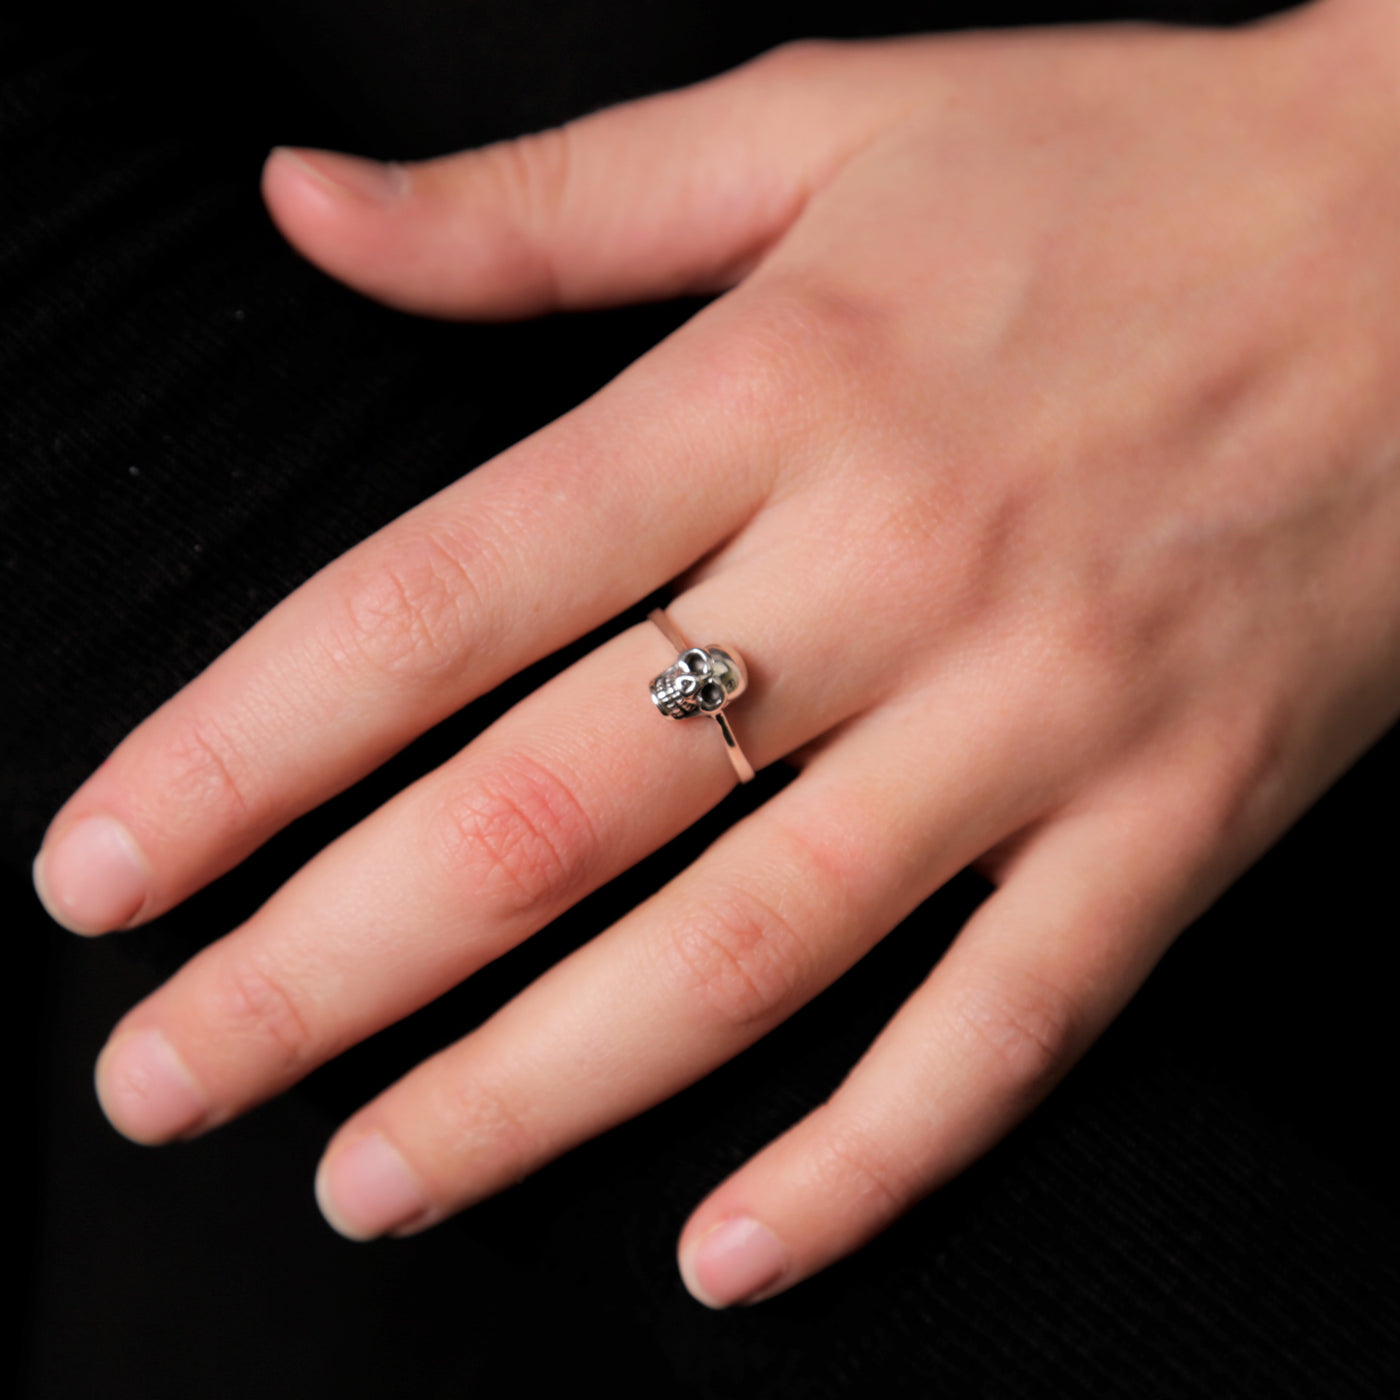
[681,1216,789,1308]
[35,814,150,934]
[277,147,407,203]
[316,1133,431,1241]
[96,1028,209,1144]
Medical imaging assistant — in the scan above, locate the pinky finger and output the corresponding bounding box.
[676,781,1232,1308]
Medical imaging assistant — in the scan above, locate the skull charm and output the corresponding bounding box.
[650,645,747,719]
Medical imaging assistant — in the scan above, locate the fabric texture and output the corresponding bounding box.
[7,2,1397,1395]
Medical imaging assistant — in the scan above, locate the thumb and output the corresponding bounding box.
[261,42,899,320]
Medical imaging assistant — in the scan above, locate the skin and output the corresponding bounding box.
[31,0,1400,1307]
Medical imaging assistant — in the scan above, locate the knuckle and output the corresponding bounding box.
[808,1110,918,1220]
[476,125,575,299]
[427,755,598,919]
[749,37,843,82]
[159,711,258,838]
[997,586,1166,771]
[948,971,1079,1102]
[685,279,885,449]
[1172,698,1293,857]
[426,1073,539,1184]
[655,883,811,1029]
[328,523,494,686]
[209,950,317,1075]
[1055,576,1174,693]
[489,125,573,227]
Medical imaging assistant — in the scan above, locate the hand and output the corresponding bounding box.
[33,0,1400,1306]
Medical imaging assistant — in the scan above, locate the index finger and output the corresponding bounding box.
[32,299,785,934]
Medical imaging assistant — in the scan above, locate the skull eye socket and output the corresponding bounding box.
[698,682,726,711]
[681,648,710,674]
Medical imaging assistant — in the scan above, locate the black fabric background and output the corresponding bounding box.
[6,1,1398,1395]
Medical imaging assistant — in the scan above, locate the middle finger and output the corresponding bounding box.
[93,546,894,1145]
